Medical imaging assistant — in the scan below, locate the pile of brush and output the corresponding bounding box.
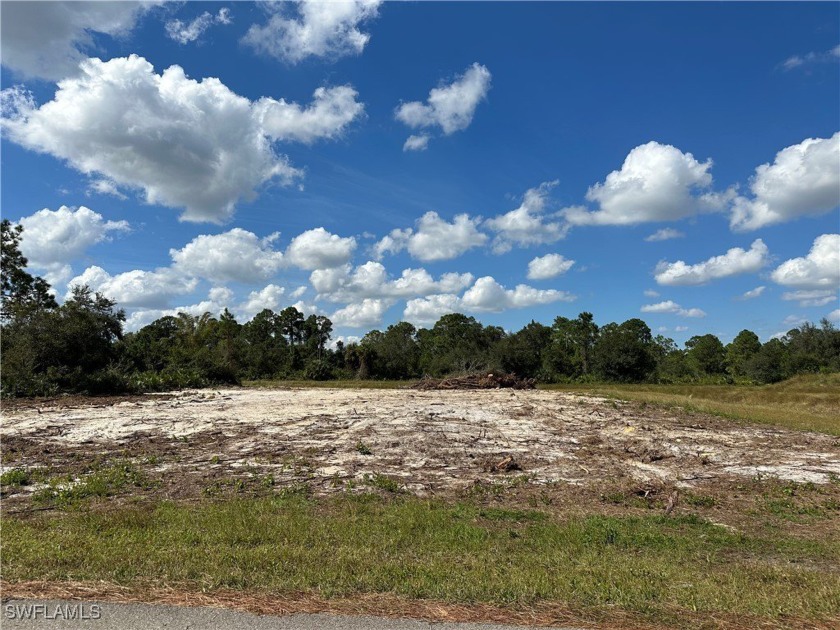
[411,372,536,390]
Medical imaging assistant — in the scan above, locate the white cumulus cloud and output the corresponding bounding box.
[331,298,392,328]
[395,62,491,148]
[1,55,363,222]
[243,0,382,64]
[373,212,487,262]
[485,182,569,254]
[170,229,285,283]
[285,228,357,270]
[770,234,840,289]
[18,206,129,285]
[68,265,197,309]
[527,254,575,280]
[730,133,840,231]
[654,239,769,286]
[461,276,575,312]
[565,141,730,226]
[640,300,706,318]
[311,261,473,303]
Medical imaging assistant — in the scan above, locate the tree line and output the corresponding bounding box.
[2,219,839,396]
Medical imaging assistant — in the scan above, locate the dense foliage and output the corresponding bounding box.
[2,222,839,395]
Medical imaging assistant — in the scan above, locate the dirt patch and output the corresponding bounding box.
[3,388,839,509]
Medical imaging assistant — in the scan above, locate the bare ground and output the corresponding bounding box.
[2,387,839,512]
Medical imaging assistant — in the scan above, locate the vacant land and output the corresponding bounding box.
[2,384,839,629]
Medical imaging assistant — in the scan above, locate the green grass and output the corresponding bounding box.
[31,461,156,508]
[4,495,838,627]
[542,373,840,435]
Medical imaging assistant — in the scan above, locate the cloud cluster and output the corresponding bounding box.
[527,254,575,280]
[166,7,232,45]
[311,261,473,303]
[2,55,363,222]
[0,1,157,80]
[404,278,575,326]
[730,133,840,231]
[18,205,129,285]
[396,63,491,149]
[655,239,769,286]
[771,234,840,289]
[485,182,568,253]
[372,212,487,262]
[243,0,382,63]
[640,300,706,318]
[68,266,197,309]
[170,229,286,283]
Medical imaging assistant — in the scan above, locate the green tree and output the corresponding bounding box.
[686,334,727,376]
[726,329,761,379]
[593,318,656,382]
[1,219,57,319]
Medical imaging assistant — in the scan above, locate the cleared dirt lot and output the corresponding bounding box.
[3,387,839,506]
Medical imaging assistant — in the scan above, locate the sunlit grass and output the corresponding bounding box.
[5,495,839,627]
[543,373,840,435]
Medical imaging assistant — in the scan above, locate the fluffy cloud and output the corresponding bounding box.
[166,7,231,45]
[68,266,197,309]
[654,239,769,286]
[737,286,766,300]
[237,284,286,319]
[243,0,382,63]
[0,1,157,80]
[285,228,357,270]
[485,182,568,253]
[527,254,575,280]
[403,294,462,327]
[828,309,840,323]
[331,298,392,328]
[770,234,840,289]
[402,276,575,324]
[461,277,575,312]
[729,133,840,231]
[395,62,491,148]
[170,229,285,283]
[565,142,730,226]
[645,228,685,242]
[781,289,837,308]
[1,55,363,222]
[640,300,706,318]
[311,261,473,303]
[403,134,430,152]
[373,212,487,262]
[18,206,129,285]
[256,86,365,145]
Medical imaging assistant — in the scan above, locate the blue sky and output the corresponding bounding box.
[2,1,838,344]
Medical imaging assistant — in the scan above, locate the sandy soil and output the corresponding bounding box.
[3,387,839,503]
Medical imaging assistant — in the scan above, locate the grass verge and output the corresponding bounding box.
[4,495,839,629]
[542,373,840,435]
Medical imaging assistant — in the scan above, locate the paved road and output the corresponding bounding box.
[2,600,583,630]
